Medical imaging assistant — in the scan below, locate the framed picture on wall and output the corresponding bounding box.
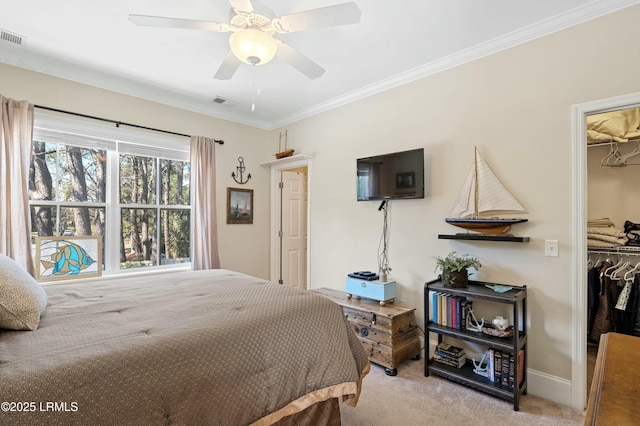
[227,187,254,224]
[35,235,102,282]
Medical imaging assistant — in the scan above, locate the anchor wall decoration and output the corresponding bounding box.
[232,156,251,185]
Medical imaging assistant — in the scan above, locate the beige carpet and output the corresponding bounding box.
[340,359,585,426]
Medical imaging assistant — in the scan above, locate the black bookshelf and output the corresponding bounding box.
[424,278,528,410]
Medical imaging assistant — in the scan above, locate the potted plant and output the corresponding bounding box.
[434,251,481,288]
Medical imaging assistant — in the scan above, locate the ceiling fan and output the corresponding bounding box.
[129,0,361,80]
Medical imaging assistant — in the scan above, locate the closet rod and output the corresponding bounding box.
[34,105,224,145]
[588,249,640,257]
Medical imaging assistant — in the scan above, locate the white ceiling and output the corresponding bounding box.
[0,0,637,130]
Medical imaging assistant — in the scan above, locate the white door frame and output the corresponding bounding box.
[571,91,640,410]
[263,155,312,287]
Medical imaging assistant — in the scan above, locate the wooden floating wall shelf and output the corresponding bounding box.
[438,234,530,243]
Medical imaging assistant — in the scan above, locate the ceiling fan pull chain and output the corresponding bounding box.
[252,87,261,112]
[251,67,256,111]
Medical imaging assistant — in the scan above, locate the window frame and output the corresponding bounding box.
[31,112,192,279]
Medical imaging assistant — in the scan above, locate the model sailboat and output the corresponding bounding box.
[445,147,528,235]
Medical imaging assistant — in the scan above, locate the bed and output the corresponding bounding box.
[0,267,369,425]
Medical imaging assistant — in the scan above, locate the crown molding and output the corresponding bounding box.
[270,0,640,129]
[1,0,638,131]
[0,43,273,130]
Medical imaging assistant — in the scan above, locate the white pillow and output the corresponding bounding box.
[0,253,48,330]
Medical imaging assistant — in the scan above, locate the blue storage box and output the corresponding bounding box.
[345,277,397,303]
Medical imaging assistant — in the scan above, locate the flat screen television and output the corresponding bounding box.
[357,148,424,201]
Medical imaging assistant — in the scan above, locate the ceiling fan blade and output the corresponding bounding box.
[229,0,254,13]
[214,51,241,80]
[276,42,325,79]
[275,2,361,33]
[128,14,229,32]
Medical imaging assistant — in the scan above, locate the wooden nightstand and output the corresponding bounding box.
[312,287,421,375]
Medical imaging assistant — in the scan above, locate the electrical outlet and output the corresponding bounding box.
[545,240,559,257]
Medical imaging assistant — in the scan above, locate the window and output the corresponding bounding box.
[29,113,191,278]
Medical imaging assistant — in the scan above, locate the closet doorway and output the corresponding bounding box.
[264,156,312,289]
[572,91,640,410]
[585,104,640,396]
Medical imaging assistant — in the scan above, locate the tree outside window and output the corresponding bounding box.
[29,139,191,276]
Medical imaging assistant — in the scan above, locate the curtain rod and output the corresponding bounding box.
[34,105,224,145]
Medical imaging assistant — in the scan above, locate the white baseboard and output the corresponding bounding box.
[526,368,573,408]
[426,338,574,408]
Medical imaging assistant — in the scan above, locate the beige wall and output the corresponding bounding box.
[3,3,640,409]
[0,63,273,279]
[273,5,640,408]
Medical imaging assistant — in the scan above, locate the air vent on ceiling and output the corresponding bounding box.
[211,96,238,108]
[0,29,25,45]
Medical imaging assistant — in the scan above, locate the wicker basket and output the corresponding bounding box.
[442,269,468,288]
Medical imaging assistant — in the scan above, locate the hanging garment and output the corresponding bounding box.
[633,275,640,336]
[616,276,638,334]
[615,281,633,311]
[591,262,616,341]
[588,265,601,336]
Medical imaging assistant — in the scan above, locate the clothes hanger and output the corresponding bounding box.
[604,259,624,278]
[610,261,632,280]
[616,140,640,165]
[623,263,639,282]
[601,142,624,166]
[594,255,604,268]
[623,261,640,282]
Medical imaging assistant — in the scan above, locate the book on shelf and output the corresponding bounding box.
[430,291,438,323]
[435,342,465,358]
[487,349,524,390]
[487,349,494,382]
[450,297,456,329]
[434,349,466,362]
[442,293,448,327]
[510,349,525,390]
[501,350,510,387]
[433,354,466,368]
[460,300,472,330]
[494,350,502,384]
[429,293,472,331]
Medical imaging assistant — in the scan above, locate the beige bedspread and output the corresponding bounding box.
[0,269,369,425]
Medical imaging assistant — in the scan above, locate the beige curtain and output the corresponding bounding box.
[0,96,35,276]
[190,136,221,270]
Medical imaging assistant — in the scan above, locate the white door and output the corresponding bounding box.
[279,170,307,289]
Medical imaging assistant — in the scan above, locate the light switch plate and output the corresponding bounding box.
[545,240,559,257]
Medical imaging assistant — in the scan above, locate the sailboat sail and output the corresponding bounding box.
[449,149,525,219]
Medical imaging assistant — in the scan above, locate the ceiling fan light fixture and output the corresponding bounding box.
[229,29,277,66]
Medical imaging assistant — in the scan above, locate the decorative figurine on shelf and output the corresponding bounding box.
[466,307,485,332]
[275,130,294,159]
[492,316,510,331]
[472,349,490,378]
[231,156,251,185]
